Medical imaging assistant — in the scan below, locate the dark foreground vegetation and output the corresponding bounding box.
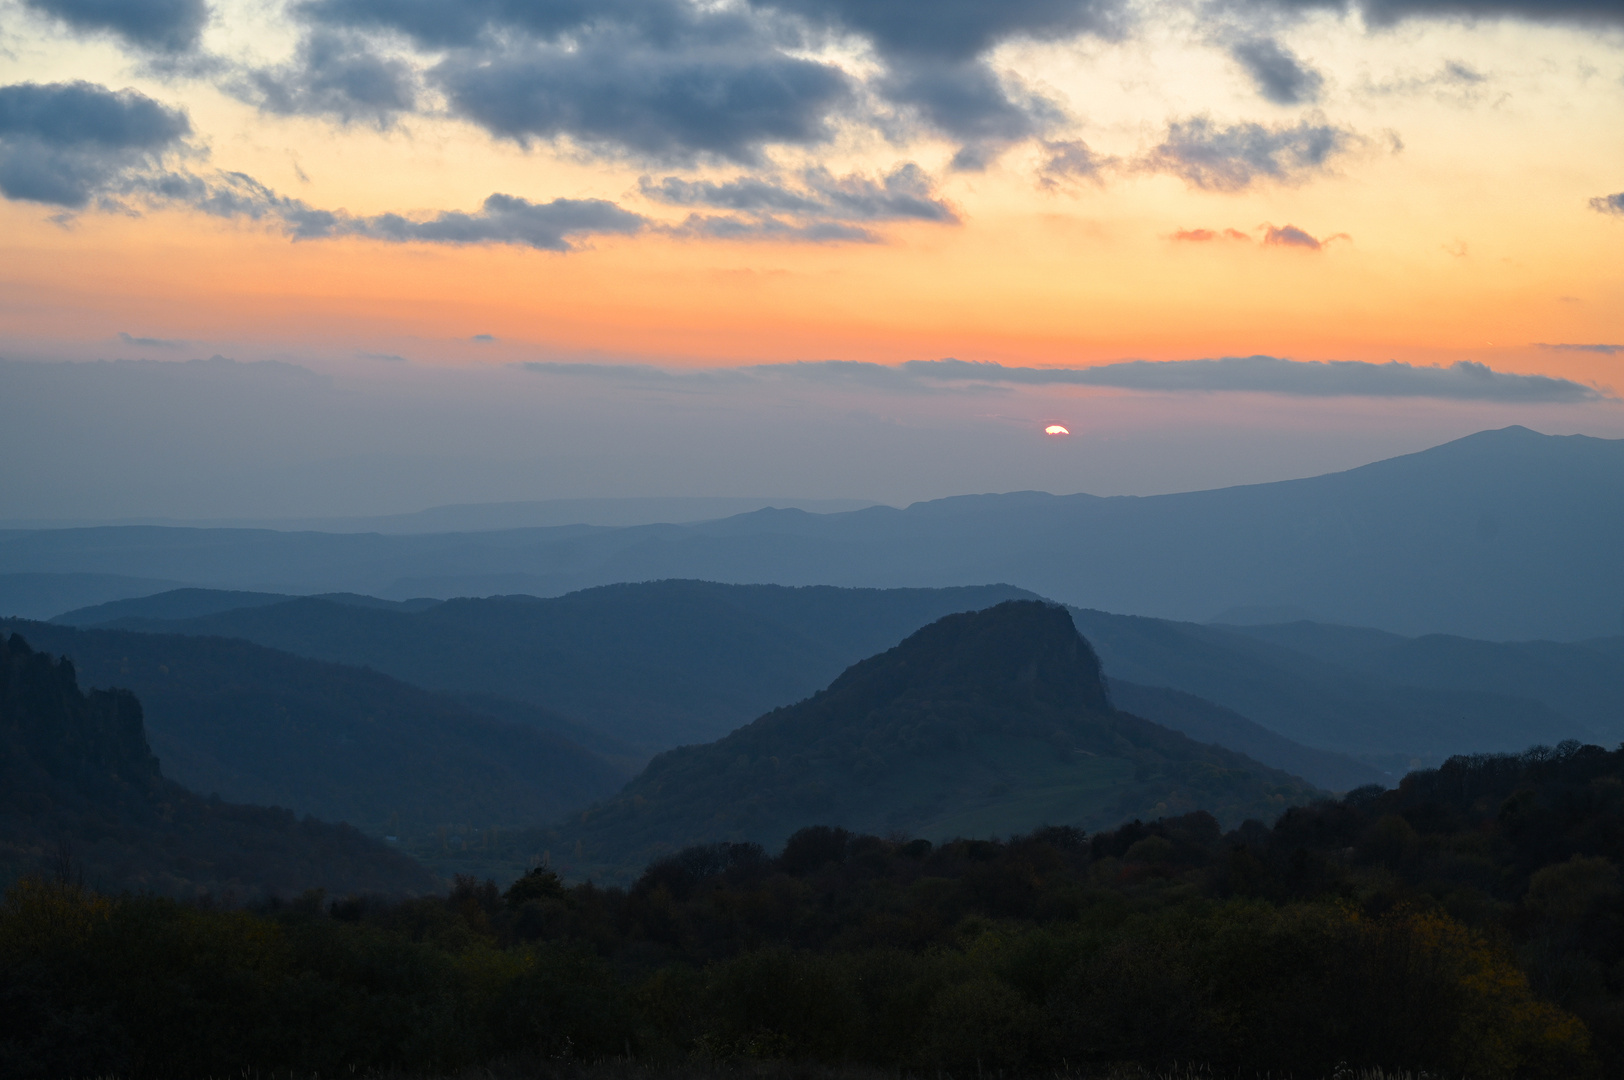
[9,741,1624,1080]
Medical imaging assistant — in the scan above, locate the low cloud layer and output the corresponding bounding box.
[1538,343,1623,355]
[523,355,1608,403]
[179,176,649,251]
[893,356,1605,402]
[1140,116,1360,191]
[642,163,956,242]
[117,331,185,348]
[1592,193,1624,216]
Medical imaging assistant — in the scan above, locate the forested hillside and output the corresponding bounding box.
[0,633,436,898]
[539,602,1319,880]
[1071,606,1598,769]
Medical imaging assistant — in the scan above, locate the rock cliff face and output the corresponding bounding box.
[2,635,158,795]
[0,633,438,899]
[541,601,1318,882]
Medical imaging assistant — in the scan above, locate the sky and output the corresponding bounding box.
[1,0,1621,519]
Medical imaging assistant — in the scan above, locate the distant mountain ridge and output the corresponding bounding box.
[1069,607,1602,769]
[0,632,437,897]
[539,602,1320,882]
[3,426,1621,639]
[62,580,1597,785]
[71,581,1040,749]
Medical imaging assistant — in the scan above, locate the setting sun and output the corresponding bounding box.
[1045,425,1070,436]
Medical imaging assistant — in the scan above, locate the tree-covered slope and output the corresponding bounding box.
[1219,620,1624,742]
[1071,607,1592,769]
[0,619,629,840]
[542,601,1318,880]
[1107,679,1386,790]
[0,633,436,897]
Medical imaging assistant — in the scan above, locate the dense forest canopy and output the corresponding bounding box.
[7,740,1623,1078]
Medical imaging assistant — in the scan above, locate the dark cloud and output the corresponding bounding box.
[299,0,851,162]
[297,0,1119,166]
[757,0,1127,163]
[117,332,184,347]
[0,81,192,207]
[330,194,648,251]
[1591,193,1624,216]
[879,59,1063,169]
[22,0,207,54]
[471,334,497,342]
[643,164,955,220]
[234,31,418,126]
[756,0,1127,62]
[1356,0,1624,28]
[1538,343,1623,355]
[433,37,849,163]
[298,0,662,51]
[1140,115,1360,191]
[1230,37,1324,105]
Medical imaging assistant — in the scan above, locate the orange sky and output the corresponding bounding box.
[1,0,1621,516]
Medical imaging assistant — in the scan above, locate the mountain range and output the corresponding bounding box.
[4,427,1622,640]
[53,580,1614,786]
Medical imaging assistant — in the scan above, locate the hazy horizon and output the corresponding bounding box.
[3,354,1620,523]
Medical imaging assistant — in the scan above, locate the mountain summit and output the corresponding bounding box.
[544,601,1316,880]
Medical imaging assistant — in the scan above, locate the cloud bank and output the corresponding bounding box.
[642,163,956,242]
[522,355,1609,403]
